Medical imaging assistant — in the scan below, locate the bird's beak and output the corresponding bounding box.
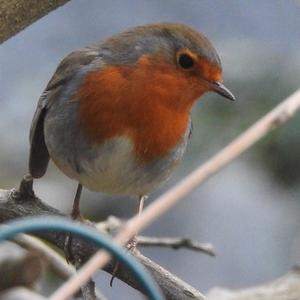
[210,81,235,101]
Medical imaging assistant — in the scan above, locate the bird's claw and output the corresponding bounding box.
[64,234,75,264]
[110,236,138,287]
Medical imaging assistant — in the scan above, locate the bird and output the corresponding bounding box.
[29,22,235,250]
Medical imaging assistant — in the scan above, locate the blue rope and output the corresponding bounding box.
[0,216,164,300]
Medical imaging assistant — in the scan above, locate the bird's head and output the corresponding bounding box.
[100,22,235,111]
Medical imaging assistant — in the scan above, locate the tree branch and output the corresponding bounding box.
[138,236,215,256]
[206,269,300,300]
[0,175,204,300]
[0,0,70,44]
[73,258,105,300]
[96,216,214,256]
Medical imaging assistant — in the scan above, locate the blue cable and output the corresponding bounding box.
[0,216,164,300]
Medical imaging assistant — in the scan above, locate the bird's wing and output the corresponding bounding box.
[29,47,99,178]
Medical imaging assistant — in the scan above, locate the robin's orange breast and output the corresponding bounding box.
[78,54,207,161]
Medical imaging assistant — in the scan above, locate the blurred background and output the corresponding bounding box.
[0,0,300,298]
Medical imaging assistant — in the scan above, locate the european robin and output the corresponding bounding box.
[29,23,235,238]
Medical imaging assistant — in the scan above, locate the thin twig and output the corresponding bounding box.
[138,236,215,256]
[50,89,300,300]
[96,216,214,255]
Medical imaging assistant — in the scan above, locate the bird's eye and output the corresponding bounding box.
[178,53,194,69]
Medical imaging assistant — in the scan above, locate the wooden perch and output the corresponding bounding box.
[0,0,70,44]
[0,175,205,300]
[3,213,300,300]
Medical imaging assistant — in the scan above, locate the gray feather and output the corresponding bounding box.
[29,48,99,178]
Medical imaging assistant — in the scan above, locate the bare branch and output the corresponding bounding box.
[73,259,106,300]
[0,176,204,300]
[80,280,107,300]
[96,216,214,255]
[206,269,300,300]
[138,236,215,256]
[0,0,70,44]
[52,89,300,300]
[134,250,205,300]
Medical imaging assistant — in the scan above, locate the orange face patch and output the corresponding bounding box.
[78,54,214,161]
[196,58,222,83]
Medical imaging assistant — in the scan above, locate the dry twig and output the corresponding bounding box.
[138,236,215,256]
[96,216,214,256]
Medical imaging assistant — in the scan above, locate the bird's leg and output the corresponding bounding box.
[71,183,83,220]
[64,183,83,263]
[110,195,147,286]
[126,195,146,250]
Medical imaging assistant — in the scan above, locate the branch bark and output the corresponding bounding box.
[0,176,204,300]
[0,0,70,44]
[138,237,214,256]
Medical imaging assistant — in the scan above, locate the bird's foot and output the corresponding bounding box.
[64,235,74,264]
[110,235,138,286]
[126,235,138,252]
[64,214,85,264]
